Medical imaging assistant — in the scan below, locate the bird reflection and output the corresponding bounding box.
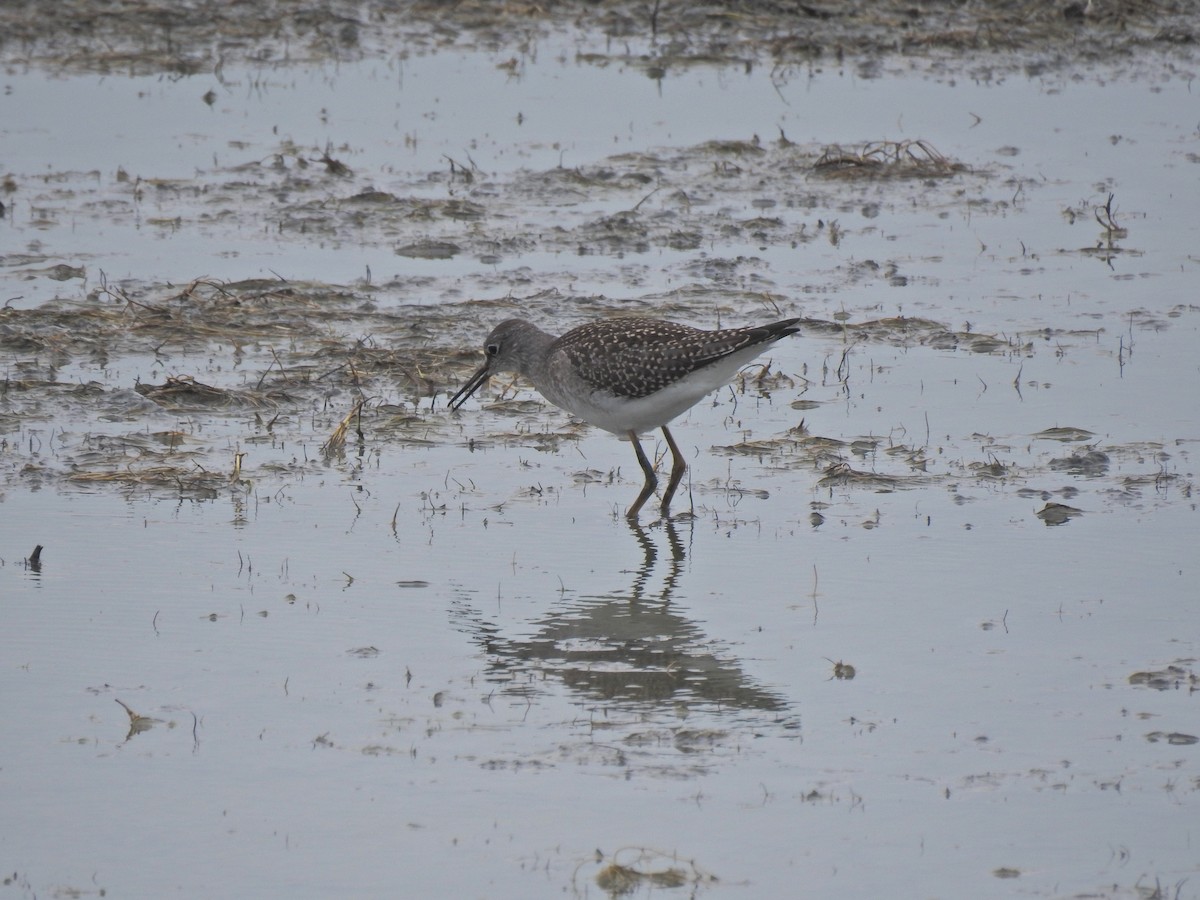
[457,520,792,717]
[626,517,685,605]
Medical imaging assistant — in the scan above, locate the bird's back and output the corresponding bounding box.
[550,318,799,400]
[528,317,800,435]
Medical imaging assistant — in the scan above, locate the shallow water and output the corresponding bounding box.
[2,28,1199,900]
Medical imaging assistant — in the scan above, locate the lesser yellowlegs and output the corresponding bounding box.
[449,316,801,518]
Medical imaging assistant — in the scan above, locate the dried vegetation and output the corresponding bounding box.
[0,0,1194,77]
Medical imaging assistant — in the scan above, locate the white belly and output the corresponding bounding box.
[540,352,755,436]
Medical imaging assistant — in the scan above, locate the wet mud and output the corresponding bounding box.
[1,0,1195,77]
[5,116,1186,504]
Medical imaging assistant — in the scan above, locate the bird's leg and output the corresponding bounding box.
[626,430,658,519]
[659,425,687,515]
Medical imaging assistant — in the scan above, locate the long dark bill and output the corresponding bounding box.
[448,363,493,410]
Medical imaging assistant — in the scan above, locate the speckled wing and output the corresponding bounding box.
[550,318,799,399]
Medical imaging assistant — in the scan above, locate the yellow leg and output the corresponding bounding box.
[626,430,658,519]
[659,425,687,514]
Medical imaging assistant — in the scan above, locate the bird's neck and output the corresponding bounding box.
[511,323,558,380]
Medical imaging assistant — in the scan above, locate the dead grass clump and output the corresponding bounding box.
[813,140,964,180]
[67,465,229,499]
[817,461,902,490]
[1036,502,1083,525]
[321,398,365,455]
[134,376,279,411]
[584,847,717,896]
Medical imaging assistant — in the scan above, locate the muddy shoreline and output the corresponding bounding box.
[3,0,1197,494]
[2,0,1196,78]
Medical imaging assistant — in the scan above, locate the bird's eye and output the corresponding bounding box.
[486,343,499,356]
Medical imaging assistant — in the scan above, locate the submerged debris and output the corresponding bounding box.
[1144,731,1199,745]
[1129,665,1198,692]
[1049,449,1110,476]
[395,240,462,259]
[826,658,857,680]
[1034,426,1095,442]
[1036,502,1084,525]
[587,847,717,896]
